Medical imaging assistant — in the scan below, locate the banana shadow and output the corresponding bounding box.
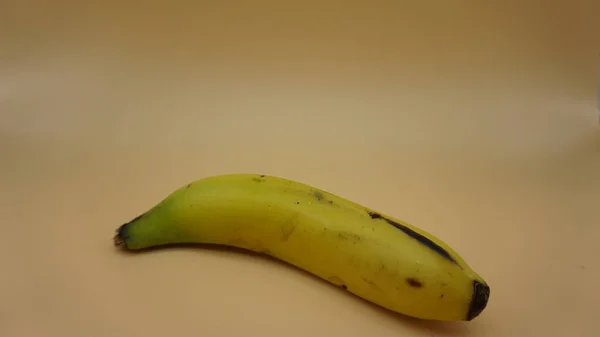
[114,241,474,336]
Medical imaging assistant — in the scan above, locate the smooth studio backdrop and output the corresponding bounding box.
[1,1,599,336]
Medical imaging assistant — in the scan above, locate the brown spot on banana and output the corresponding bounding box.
[313,190,325,201]
[405,278,423,288]
[310,190,336,206]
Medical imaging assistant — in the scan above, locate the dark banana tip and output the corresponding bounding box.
[467,280,490,320]
[113,212,147,248]
[113,223,129,248]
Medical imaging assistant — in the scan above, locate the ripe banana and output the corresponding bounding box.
[113,173,490,321]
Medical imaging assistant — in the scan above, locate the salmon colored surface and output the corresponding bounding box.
[2,1,599,337]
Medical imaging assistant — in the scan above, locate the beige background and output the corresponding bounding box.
[2,1,599,336]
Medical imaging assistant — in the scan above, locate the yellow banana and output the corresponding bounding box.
[113,173,490,321]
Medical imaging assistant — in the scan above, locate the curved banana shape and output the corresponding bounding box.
[114,173,490,321]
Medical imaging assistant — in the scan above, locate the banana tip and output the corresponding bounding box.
[113,224,129,248]
[113,212,147,249]
[467,280,490,321]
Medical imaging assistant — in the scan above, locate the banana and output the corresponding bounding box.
[113,173,490,321]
